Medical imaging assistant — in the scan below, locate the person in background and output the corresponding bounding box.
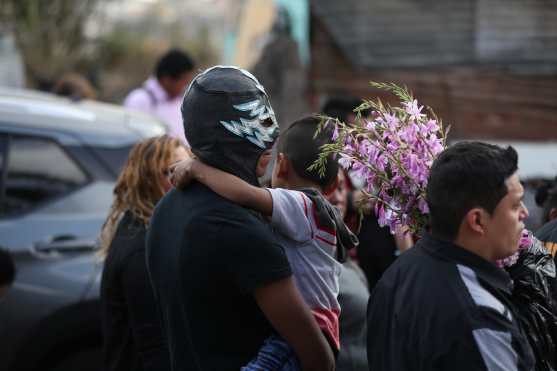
[51,72,97,100]
[355,195,413,290]
[124,49,195,145]
[99,135,188,371]
[322,97,362,125]
[325,170,369,371]
[322,97,413,290]
[535,177,557,224]
[535,177,557,256]
[0,248,15,299]
[368,142,534,370]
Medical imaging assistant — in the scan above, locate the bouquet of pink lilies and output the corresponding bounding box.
[312,82,448,236]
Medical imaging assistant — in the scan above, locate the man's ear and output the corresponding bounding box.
[323,174,339,196]
[463,208,487,235]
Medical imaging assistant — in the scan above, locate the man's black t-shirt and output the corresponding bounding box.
[147,183,292,371]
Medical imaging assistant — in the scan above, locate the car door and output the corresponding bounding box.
[0,131,113,369]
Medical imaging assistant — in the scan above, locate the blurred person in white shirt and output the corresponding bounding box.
[124,49,195,145]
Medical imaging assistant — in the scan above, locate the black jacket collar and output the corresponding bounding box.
[419,232,513,294]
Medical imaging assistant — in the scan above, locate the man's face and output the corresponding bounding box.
[484,173,529,261]
[162,72,193,99]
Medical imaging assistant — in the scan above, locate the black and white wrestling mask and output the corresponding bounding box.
[182,66,279,186]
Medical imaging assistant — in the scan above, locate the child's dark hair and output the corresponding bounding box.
[277,116,339,189]
[0,248,15,286]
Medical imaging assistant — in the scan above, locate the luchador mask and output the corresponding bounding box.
[219,95,278,150]
[181,66,279,185]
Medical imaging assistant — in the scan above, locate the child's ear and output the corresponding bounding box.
[276,153,289,178]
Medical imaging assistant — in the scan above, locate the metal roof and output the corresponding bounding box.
[311,0,557,71]
[0,88,167,147]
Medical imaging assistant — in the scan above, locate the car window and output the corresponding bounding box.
[0,135,89,217]
[91,145,133,177]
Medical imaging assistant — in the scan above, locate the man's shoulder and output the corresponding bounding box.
[376,244,461,301]
[374,248,476,329]
[383,243,437,275]
[123,85,152,108]
[158,184,270,232]
[381,245,514,317]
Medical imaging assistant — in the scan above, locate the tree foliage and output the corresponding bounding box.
[1,0,104,86]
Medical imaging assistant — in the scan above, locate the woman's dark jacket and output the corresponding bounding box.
[101,211,169,371]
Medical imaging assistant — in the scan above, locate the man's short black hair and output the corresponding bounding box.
[426,141,518,241]
[155,49,195,80]
[0,248,15,286]
[277,116,338,189]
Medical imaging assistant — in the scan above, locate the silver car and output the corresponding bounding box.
[0,89,167,371]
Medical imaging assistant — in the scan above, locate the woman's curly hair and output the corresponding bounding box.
[98,135,184,257]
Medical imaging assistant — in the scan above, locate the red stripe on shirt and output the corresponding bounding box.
[300,192,308,218]
[312,308,341,350]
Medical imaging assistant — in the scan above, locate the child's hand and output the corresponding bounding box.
[353,190,374,215]
[394,225,413,253]
[170,157,196,189]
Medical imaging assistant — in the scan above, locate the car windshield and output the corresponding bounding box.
[91,145,134,177]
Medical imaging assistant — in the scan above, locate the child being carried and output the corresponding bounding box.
[172,116,358,370]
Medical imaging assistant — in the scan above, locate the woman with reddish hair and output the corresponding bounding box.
[99,135,188,371]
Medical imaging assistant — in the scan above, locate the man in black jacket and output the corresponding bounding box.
[146,66,333,371]
[367,142,535,370]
